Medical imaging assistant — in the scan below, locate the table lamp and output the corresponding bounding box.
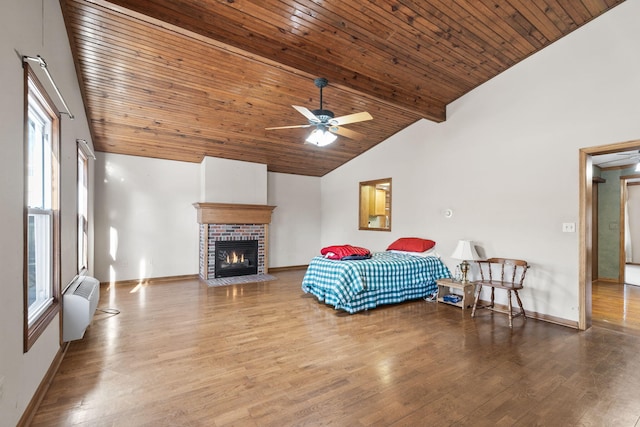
[451,240,480,283]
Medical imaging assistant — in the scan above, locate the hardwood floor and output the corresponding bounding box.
[31,270,640,426]
[593,280,640,334]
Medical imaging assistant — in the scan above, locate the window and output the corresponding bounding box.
[24,64,60,352]
[77,144,89,273]
[359,178,392,231]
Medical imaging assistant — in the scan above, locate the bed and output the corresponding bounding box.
[301,251,451,313]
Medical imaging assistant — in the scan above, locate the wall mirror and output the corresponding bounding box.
[359,178,392,231]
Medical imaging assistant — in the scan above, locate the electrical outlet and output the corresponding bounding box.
[562,222,576,233]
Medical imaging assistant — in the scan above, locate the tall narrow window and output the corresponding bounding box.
[24,64,60,352]
[77,144,89,273]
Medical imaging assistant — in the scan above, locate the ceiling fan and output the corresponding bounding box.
[266,78,373,147]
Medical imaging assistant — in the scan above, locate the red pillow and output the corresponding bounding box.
[386,237,436,253]
[321,245,371,260]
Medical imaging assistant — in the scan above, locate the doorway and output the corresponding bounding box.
[580,139,640,330]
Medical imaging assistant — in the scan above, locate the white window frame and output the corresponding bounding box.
[24,64,60,352]
[77,144,89,274]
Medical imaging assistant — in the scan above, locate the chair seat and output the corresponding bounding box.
[473,280,523,291]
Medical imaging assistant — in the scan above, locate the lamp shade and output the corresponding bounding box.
[450,240,480,261]
[306,128,337,146]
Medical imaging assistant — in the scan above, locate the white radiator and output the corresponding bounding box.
[63,276,100,342]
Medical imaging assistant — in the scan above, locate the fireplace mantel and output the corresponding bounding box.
[193,203,276,224]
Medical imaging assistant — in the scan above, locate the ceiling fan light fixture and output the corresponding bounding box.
[306,128,337,147]
[266,78,371,145]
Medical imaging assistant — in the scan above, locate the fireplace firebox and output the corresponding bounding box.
[214,240,258,278]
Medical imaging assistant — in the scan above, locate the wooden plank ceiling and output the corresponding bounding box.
[61,0,623,176]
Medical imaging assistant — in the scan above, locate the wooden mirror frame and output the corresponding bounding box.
[359,178,392,231]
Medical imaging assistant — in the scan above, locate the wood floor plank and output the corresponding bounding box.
[593,280,640,333]
[30,271,640,426]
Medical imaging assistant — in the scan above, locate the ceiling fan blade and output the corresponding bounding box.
[265,124,311,130]
[329,126,365,141]
[292,105,319,122]
[330,111,373,126]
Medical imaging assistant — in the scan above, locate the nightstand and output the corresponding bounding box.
[436,278,475,309]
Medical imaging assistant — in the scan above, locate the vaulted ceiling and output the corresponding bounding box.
[61,0,623,176]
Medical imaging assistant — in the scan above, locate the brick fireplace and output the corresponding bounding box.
[194,203,276,280]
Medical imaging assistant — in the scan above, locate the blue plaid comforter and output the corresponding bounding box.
[301,252,451,313]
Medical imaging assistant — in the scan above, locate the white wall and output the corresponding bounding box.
[0,1,94,425]
[321,0,640,324]
[200,156,267,204]
[94,153,200,282]
[268,172,321,267]
[93,160,321,276]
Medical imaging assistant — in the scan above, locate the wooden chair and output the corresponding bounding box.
[471,258,530,327]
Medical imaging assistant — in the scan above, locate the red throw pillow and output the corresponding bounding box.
[386,237,436,253]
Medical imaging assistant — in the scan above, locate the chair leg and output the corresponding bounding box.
[490,287,495,309]
[507,290,513,328]
[514,290,526,319]
[471,284,482,318]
